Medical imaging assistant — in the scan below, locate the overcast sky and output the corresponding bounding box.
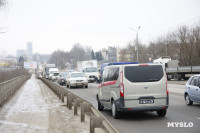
[0,0,200,55]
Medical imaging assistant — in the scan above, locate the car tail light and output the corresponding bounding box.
[120,72,124,97]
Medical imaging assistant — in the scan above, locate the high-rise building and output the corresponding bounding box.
[26,42,33,57]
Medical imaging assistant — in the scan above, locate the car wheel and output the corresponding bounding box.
[66,83,69,88]
[85,85,88,88]
[157,109,167,117]
[69,83,72,89]
[112,101,120,119]
[185,94,193,106]
[98,99,104,111]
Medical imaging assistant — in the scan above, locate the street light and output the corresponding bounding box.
[129,26,141,62]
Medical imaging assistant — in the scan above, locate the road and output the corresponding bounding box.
[59,81,200,133]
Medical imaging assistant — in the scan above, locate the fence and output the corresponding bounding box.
[38,77,118,133]
[0,76,29,107]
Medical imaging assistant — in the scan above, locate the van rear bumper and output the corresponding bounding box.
[115,98,168,112]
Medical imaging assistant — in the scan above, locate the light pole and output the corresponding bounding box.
[129,26,141,62]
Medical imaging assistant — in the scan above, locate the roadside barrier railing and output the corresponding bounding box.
[38,77,118,133]
[0,75,29,107]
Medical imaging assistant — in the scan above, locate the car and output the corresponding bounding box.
[184,74,200,105]
[49,68,59,80]
[96,62,168,118]
[66,72,88,89]
[57,72,68,85]
[51,72,59,82]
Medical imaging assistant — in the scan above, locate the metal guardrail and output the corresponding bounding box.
[38,77,118,133]
[0,75,29,107]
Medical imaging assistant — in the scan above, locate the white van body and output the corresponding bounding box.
[49,68,59,80]
[96,63,168,118]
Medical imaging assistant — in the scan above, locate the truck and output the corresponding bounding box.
[77,60,98,82]
[42,64,56,79]
[153,57,200,80]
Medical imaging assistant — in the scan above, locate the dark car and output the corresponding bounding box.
[184,74,200,105]
[57,72,68,85]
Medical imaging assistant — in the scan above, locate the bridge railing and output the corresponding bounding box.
[0,76,29,107]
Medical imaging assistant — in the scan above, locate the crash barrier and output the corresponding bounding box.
[0,75,29,107]
[38,77,118,133]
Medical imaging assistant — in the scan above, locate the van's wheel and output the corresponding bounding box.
[85,85,88,88]
[185,94,193,106]
[157,109,167,117]
[97,98,104,111]
[112,101,120,119]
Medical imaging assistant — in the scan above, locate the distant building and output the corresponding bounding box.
[107,46,116,62]
[16,49,26,57]
[1,50,7,58]
[101,48,107,60]
[26,42,33,57]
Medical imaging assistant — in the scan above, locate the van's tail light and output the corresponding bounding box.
[120,72,124,97]
[165,72,168,95]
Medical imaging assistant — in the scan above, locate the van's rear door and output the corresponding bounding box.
[123,64,166,100]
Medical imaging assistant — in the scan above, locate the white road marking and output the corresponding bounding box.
[197,118,200,120]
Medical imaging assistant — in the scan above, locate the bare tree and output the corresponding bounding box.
[49,50,69,69]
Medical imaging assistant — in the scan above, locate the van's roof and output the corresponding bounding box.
[107,63,162,67]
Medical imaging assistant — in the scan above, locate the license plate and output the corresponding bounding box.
[77,83,82,86]
[139,99,154,104]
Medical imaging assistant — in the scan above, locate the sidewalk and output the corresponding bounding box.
[0,75,103,133]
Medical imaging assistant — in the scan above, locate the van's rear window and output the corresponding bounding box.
[124,65,164,82]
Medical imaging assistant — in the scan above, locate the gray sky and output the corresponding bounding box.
[0,0,200,55]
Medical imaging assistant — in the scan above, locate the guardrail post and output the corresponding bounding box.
[74,98,83,115]
[81,102,91,122]
[61,94,64,103]
[67,93,73,110]
[90,116,103,133]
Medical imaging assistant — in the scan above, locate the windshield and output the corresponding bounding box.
[125,65,164,82]
[85,67,98,73]
[53,73,59,76]
[71,73,84,78]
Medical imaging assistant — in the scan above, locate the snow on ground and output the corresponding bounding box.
[0,75,104,133]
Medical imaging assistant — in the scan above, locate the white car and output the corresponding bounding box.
[51,72,59,82]
[66,72,88,89]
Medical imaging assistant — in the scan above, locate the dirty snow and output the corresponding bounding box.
[0,75,103,133]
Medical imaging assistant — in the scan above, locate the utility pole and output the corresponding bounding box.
[129,26,141,62]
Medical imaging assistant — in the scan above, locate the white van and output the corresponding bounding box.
[96,63,168,118]
[49,68,59,80]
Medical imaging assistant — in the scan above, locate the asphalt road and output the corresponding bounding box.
[59,82,200,133]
